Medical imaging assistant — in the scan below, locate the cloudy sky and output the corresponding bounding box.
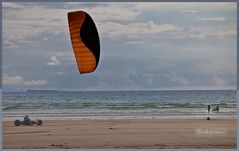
[2,2,237,91]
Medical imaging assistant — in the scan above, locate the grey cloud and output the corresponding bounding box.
[180,9,198,13]
[197,17,227,21]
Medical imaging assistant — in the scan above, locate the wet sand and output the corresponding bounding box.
[3,119,236,149]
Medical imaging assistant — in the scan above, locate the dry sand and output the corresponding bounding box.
[3,119,236,149]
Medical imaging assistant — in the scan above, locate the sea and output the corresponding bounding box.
[2,90,237,121]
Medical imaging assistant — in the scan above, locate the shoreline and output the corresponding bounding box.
[2,108,237,121]
[3,118,236,149]
[3,115,237,121]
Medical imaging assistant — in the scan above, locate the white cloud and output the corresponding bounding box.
[163,26,236,40]
[3,40,19,48]
[59,2,140,21]
[198,17,227,21]
[3,74,47,86]
[3,3,69,47]
[180,9,198,13]
[2,2,24,10]
[2,3,141,49]
[3,2,236,48]
[134,2,236,10]
[208,29,237,38]
[99,21,177,39]
[3,74,24,85]
[56,72,64,75]
[213,75,227,87]
[168,72,189,85]
[46,56,61,66]
[24,80,48,86]
[197,60,236,75]
[85,4,140,21]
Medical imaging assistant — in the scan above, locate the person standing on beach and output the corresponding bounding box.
[207,105,211,114]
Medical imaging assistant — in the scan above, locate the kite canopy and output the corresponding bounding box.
[68,11,100,74]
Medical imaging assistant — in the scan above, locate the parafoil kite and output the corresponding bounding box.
[68,11,100,74]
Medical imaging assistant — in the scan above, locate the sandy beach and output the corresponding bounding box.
[3,118,236,149]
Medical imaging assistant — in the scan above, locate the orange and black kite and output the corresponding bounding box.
[68,11,100,74]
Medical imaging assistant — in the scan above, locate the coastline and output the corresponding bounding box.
[2,108,237,121]
[3,118,236,149]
